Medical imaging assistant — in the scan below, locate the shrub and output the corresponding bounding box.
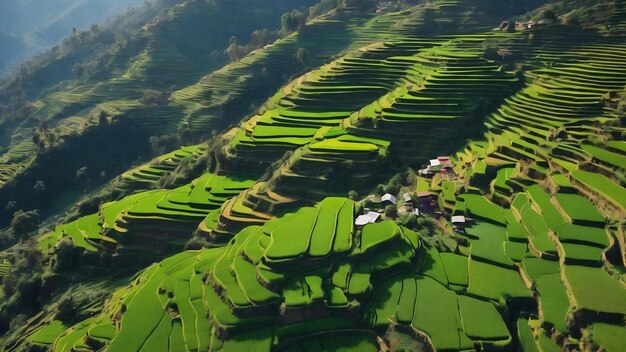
[281,10,307,34]
[140,89,169,106]
[385,205,398,219]
[541,9,558,23]
[55,296,75,320]
[293,47,311,68]
[185,236,210,250]
[54,237,81,272]
[10,210,40,237]
[398,213,419,229]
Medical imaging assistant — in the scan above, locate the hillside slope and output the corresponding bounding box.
[0,0,319,225]
[1,0,625,351]
[0,0,143,76]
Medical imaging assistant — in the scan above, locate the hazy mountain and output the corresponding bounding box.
[0,0,142,76]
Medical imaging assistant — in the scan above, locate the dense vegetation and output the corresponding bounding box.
[0,0,625,351]
[0,0,144,76]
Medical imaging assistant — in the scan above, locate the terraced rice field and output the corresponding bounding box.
[120,145,208,189]
[17,0,626,351]
[37,173,253,260]
[40,197,423,351]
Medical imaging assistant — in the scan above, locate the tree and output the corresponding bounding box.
[1,241,44,329]
[141,89,168,106]
[309,0,339,19]
[178,123,192,144]
[224,36,246,62]
[32,181,46,193]
[98,110,108,125]
[76,167,89,190]
[55,295,75,320]
[72,63,83,79]
[54,237,80,272]
[383,184,400,195]
[293,47,311,68]
[281,10,307,34]
[249,29,277,49]
[384,204,398,219]
[399,213,419,229]
[417,217,438,236]
[341,0,376,12]
[185,236,210,250]
[348,190,359,200]
[149,136,160,156]
[541,10,558,23]
[10,210,40,237]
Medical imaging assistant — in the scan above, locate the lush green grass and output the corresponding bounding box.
[465,222,515,268]
[516,318,538,352]
[505,241,528,262]
[309,198,354,257]
[553,223,610,248]
[518,204,558,256]
[319,331,379,352]
[412,276,473,351]
[461,194,506,224]
[554,193,604,224]
[265,197,356,262]
[265,207,318,260]
[506,221,529,243]
[396,277,417,324]
[571,170,626,210]
[560,243,604,264]
[419,248,449,286]
[521,257,560,283]
[591,323,626,352]
[535,274,570,333]
[221,328,273,352]
[440,253,469,287]
[29,320,68,345]
[468,259,532,302]
[458,295,510,341]
[563,265,626,314]
[527,185,566,228]
[581,144,626,169]
[372,277,404,327]
[360,220,401,253]
[283,330,379,352]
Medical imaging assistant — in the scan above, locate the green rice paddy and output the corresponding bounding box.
[15,0,626,351]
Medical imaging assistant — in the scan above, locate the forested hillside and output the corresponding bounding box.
[0,0,145,76]
[0,0,625,351]
[0,0,318,225]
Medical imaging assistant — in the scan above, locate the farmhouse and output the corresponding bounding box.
[419,155,454,176]
[381,193,397,205]
[451,215,466,229]
[403,192,412,203]
[435,156,453,166]
[400,192,415,213]
[355,211,381,227]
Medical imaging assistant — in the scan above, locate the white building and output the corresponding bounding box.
[355,211,381,226]
[381,193,397,205]
[403,192,412,203]
[451,215,466,229]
